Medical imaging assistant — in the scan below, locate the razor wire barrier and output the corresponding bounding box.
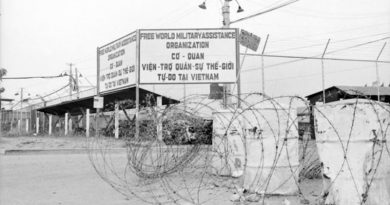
[87,92,390,205]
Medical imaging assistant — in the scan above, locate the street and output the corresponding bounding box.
[0,153,133,205]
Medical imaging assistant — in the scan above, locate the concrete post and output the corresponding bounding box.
[49,115,52,135]
[114,103,119,139]
[36,117,39,134]
[69,117,73,133]
[86,109,90,137]
[65,113,68,135]
[18,119,21,132]
[26,118,29,133]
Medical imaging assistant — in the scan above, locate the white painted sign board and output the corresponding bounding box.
[93,96,104,108]
[138,28,239,84]
[98,32,137,94]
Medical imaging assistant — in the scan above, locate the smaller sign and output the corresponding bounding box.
[93,96,104,109]
[239,29,261,52]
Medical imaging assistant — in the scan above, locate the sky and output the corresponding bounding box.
[1,0,390,108]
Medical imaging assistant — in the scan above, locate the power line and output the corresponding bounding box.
[264,64,372,82]
[230,0,299,25]
[76,69,95,87]
[241,36,390,73]
[263,23,390,44]
[10,84,69,109]
[2,75,66,80]
[28,84,69,101]
[241,53,390,72]
[267,32,390,54]
[326,36,390,55]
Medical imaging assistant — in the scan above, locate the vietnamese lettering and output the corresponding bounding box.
[178,74,188,81]
[221,62,234,70]
[100,66,135,82]
[104,77,129,89]
[142,63,157,71]
[176,63,192,70]
[156,73,219,82]
[157,73,176,81]
[188,52,204,60]
[191,73,219,81]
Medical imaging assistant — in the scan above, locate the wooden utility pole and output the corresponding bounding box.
[67,63,73,98]
[75,67,80,98]
[222,0,231,108]
[20,88,23,131]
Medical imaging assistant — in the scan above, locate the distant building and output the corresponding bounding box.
[306,85,390,105]
[304,85,390,140]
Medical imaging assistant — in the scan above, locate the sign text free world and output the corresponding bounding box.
[139,29,239,84]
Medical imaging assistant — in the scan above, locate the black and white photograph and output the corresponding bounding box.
[0,0,389,204]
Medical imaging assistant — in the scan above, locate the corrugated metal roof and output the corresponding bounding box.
[335,85,390,96]
[306,85,390,98]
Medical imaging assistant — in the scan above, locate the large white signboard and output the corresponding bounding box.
[99,32,137,93]
[139,28,238,84]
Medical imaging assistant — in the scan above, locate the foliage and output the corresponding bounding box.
[0,68,6,93]
[0,68,7,79]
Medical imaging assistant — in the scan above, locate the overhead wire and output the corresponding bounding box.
[240,36,390,73]
[280,3,389,20]
[267,32,390,54]
[262,64,374,82]
[27,84,69,101]
[3,75,66,80]
[326,36,390,55]
[230,0,299,25]
[259,23,389,44]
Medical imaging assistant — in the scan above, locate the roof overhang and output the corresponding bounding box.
[37,87,179,116]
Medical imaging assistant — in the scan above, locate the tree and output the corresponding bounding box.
[0,68,7,78]
[0,68,6,134]
[0,68,7,93]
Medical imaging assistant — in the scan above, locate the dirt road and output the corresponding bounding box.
[0,153,134,205]
[0,136,322,204]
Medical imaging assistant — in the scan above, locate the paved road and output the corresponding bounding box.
[0,153,134,205]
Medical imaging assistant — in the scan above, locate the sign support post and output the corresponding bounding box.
[49,114,52,135]
[36,117,39,134]
[65,113,68,135]
[96,47,100,138]
[86,109,90,137]
[135,30,140,139]
[223,0,231,108]
[114,102,119,139]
